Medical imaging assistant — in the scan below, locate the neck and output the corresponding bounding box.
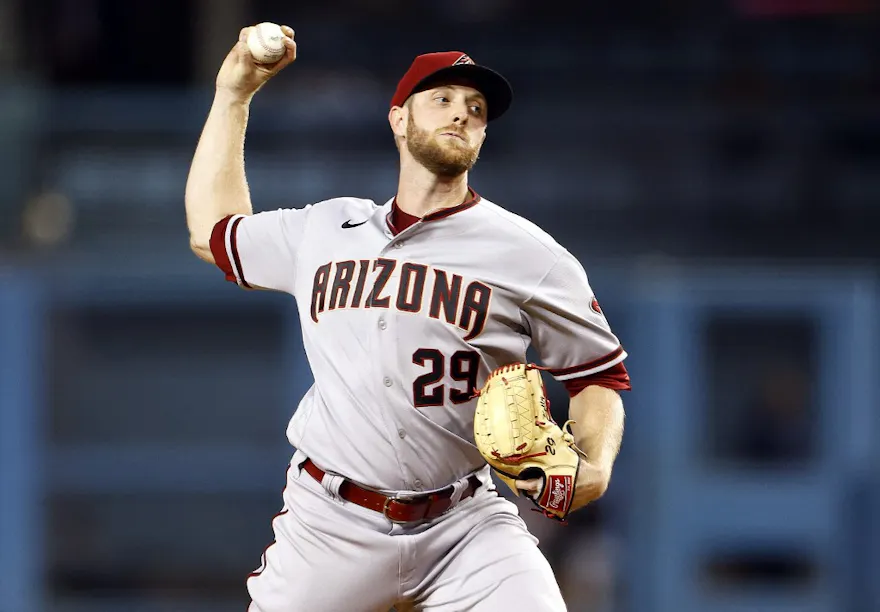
[395,160,470,218]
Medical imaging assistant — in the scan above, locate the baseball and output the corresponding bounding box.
[247,22,286,64]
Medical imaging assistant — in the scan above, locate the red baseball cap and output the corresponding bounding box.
[390,51,513,121]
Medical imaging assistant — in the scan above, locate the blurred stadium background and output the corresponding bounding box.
[1,1,879,611]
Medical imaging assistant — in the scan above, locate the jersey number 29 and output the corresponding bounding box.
[412,349,479,407]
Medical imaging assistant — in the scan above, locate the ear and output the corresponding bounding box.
[389,105,408,139]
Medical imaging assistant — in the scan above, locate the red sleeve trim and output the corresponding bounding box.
[209,215,250,288]
[229,216,251,288]
[209,215,236,281]
[563,361,631,397]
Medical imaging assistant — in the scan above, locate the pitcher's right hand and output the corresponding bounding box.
[215,25,296,101]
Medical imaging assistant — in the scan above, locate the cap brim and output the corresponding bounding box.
[409,64,513,122]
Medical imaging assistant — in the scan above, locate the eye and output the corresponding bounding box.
[470,104,484,115]
[434,96,450,104]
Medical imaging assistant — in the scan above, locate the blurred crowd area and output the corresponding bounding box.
[0,0,878,258]
[0,1,878,612]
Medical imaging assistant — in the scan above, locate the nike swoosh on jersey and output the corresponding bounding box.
[341,219,368,229]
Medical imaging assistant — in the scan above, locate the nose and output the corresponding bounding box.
[452,102,469,125]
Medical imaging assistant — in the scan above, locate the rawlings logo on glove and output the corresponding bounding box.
[473,363,585,521]
[542,475,573,513]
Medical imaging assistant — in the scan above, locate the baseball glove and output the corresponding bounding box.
[473,363,585,521]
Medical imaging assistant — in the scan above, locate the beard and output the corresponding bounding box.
[405,116,480,178]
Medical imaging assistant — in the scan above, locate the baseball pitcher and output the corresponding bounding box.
[185,24,631,612]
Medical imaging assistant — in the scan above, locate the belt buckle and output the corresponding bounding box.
[382,495,418,524]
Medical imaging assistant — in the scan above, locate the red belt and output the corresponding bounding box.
[302,458,481,523]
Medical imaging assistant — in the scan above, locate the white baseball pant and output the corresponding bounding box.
[246,450,567,611]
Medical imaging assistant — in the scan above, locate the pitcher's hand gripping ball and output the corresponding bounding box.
[247,22,287,64]
[474,364,585,521]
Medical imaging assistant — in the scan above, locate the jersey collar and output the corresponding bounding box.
[385,188,482,236]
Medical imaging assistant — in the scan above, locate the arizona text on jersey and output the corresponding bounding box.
[209,190,627,493]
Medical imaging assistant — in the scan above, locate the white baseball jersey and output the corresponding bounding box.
[210,191,626,492]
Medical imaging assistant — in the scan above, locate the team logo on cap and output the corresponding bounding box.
[453,54,475,66]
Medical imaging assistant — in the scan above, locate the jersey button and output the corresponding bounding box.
[413,479,423,491]
[378,318,387,330]
[394,242,405,249]
[398,429,406,439]
[383,377,393,387]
